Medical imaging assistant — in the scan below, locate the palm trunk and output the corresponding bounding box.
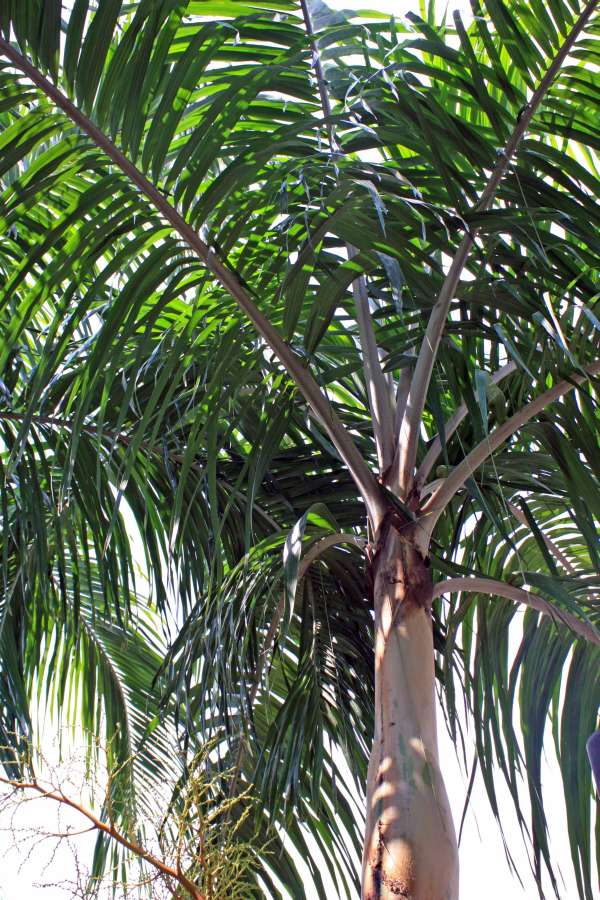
[362,523,458,900]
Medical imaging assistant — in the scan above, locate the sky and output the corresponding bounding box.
[0,691,582,900]
[0,0,596,898]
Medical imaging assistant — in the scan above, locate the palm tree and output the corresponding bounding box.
[0,0,599,897]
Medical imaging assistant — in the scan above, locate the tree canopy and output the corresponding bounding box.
[0,0,599,897]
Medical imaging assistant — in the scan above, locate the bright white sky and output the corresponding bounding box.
[0,0,595,898]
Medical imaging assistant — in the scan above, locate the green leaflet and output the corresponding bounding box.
[0,0,599,896]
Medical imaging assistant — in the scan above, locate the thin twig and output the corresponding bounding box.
[0,774,204,900]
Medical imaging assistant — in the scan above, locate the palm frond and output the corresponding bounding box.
[0,0,598,895]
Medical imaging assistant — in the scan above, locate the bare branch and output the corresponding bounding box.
[0,774,204,900]
[0,39,383,523]
[415,361,517,490]
[432,576,600,646]
[396,0,599,495]
[421,360,600,530]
